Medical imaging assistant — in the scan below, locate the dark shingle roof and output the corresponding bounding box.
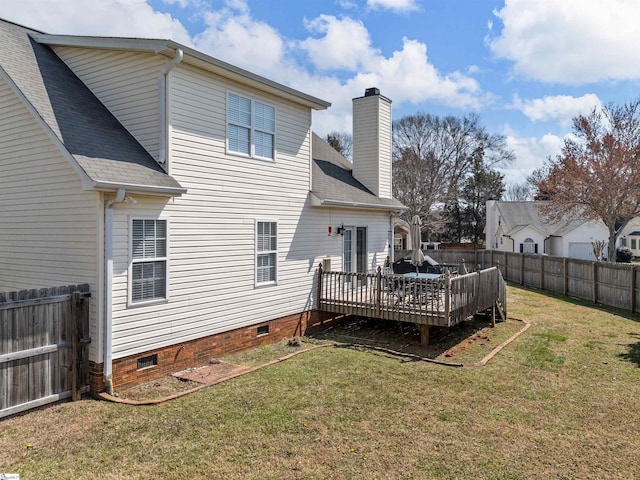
[497,201,590,236]
[0,19,184,194]
[311,132,404,210]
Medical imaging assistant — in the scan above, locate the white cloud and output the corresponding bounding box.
[299,16,486,112]
[193,4,286,72]
[500,132,563,186]
[0,0,192,44]
[489,0,640,84]
[369,38,485,109]
[337,0,358,9]
[367,0,420,12]
[299,15,378,71]
[511,94,602,127]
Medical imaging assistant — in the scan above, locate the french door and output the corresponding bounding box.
[343,226,367,273]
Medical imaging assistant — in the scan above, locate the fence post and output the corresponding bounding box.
[540,255,545,290]
[592,262,598,304]
[520,254,525,285]
[504,253,508,282]
[71,291,80,401]
[631,266,636,313]
[563,258,569,296]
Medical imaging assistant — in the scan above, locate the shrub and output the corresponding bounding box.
[616,247,633,263]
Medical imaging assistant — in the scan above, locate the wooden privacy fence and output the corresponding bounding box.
[427,249,640,313]
[0,284,91,419]
[317,265,506,329]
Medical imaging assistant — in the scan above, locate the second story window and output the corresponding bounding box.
[227,92,275,160]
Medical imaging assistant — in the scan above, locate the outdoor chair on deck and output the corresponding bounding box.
[387,275,415,305]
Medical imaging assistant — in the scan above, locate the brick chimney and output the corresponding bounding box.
[352,87,392,199]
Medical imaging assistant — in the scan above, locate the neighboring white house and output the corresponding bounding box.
[485,200,611,260]
[0,19,405,393]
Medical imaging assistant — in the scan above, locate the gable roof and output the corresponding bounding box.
[496,201,595,237]
[310,133,405,211]
[0,19,186,195]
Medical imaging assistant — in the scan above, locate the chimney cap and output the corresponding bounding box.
[364,87,380,97]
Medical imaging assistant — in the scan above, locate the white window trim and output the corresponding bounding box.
[227,90,276,161]
[128,216,170,307]
[255,219,278,287]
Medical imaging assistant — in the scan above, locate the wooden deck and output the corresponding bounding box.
[317,266,507,337]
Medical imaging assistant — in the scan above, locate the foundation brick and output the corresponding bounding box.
[89,309,345,394]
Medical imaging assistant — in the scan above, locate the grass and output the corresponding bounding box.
[2,285,640,479]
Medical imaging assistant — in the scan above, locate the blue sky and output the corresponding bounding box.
[3,0,640,186]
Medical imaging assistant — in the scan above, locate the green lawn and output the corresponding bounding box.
[2,286,640,479]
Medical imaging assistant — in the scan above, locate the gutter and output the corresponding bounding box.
[158,48,183,168]
[311,196,407,212]
[103,188,136,395]
[90,180,186,197]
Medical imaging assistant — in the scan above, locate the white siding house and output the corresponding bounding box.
[485,200,610,260]
[0,19,405,393]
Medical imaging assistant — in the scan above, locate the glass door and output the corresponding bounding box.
[343,228,353,272]
[343,226,368,273]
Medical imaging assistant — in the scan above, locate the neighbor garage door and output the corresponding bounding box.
[568,242,595,260]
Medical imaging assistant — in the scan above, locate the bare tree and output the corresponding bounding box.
[592,240,606,262]
[392,112,513,237]
[326,131,353,161]
[535,99,640,261]
[502,182,531,201]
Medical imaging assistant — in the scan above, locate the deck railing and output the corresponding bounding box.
[317,265,506,327]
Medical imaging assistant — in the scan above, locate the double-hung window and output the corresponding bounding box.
[130,219,168,304]
[256,221,277,285]
[227,92,275,160]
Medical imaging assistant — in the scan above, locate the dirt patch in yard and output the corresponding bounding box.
[312,315,506,360]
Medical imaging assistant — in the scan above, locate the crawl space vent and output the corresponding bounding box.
[137,354,158,370]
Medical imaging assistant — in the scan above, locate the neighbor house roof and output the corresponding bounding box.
[310,133,405,211]
[496,201,592,237]
[0,19,186,195]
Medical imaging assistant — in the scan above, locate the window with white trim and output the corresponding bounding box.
[521,237,537,254]
[227,92,275,160]
[256,221,277,285]
[131,219,167,303]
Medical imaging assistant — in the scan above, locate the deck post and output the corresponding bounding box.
[317,263,323,310]
[375,266,382,311]
[491,304,496,328]
[419,324,430,345]
[444,271,451,327]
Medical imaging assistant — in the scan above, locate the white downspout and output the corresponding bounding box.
[158,48,183,168]
[389,212,394,263]
[103,188,135,394]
